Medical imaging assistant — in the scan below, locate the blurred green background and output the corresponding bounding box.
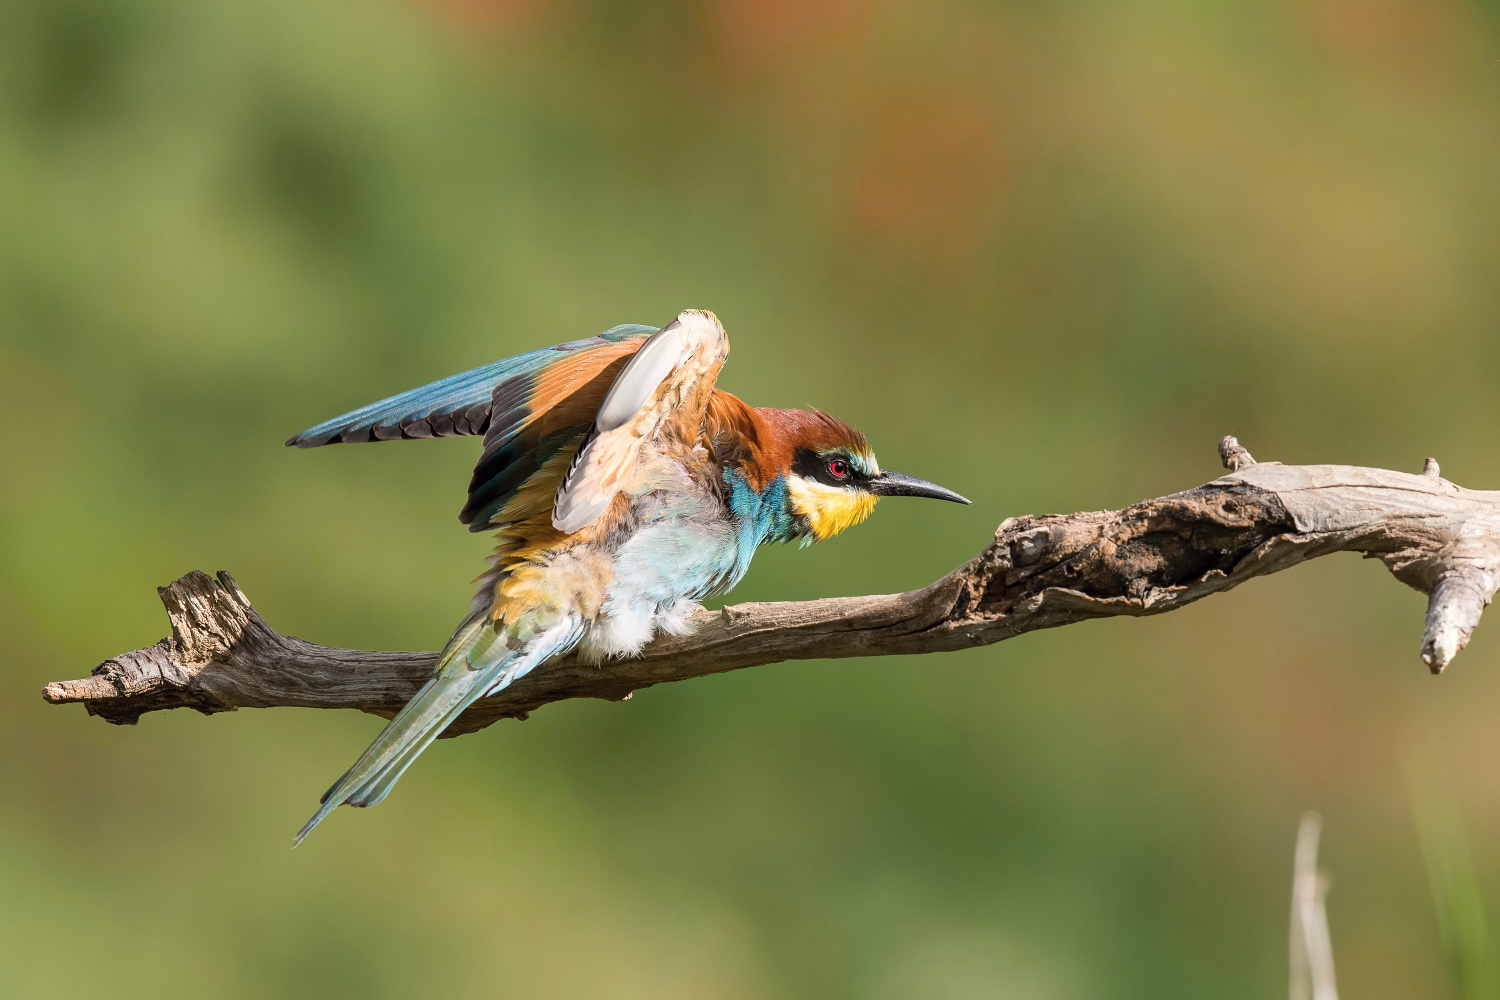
[2,0,1500,996]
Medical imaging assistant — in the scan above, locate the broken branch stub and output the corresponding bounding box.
[42,439,1500,737]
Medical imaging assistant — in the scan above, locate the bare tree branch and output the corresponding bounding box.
[42,438,1500,738]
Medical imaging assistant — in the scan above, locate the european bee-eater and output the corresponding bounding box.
[288,310,968,843]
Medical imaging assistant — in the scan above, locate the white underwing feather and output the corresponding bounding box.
[552,311,727,535]
[595,321,690,431]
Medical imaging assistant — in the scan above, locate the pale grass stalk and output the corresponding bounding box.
[1291,812,1338,1000]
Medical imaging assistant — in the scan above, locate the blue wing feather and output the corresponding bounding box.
[285,325,656,448]
[287,323,658,530]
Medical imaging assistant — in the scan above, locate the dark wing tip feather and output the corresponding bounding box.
[285,403,492,450]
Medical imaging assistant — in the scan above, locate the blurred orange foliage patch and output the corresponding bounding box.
[848,97,1009,270]
[707,0,869,76]
[426,0,560,35]
[1302,0,1460,95]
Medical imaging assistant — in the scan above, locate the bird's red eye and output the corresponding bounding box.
[828,459,850,479]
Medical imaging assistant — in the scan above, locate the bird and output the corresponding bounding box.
[286,310,969,843]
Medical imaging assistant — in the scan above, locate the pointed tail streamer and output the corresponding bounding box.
[294,611,584,845]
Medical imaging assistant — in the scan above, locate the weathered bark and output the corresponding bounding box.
[43,439,1500,738]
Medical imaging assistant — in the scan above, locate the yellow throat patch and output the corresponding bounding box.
[787,476,879,542]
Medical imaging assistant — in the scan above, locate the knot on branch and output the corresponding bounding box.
[973,486,1294,620]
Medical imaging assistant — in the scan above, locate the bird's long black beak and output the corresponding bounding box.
[867,471,971,504]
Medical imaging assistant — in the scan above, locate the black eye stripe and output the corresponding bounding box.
[792,448,864,486]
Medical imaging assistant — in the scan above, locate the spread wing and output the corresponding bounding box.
[552,310,730,533]
[285,324,659,530]
[285,324,657,448]
[286,313,730,536]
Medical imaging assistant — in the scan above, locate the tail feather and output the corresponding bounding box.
[294,611,582,846]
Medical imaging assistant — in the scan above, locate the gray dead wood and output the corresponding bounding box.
[42,438,1500,738]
